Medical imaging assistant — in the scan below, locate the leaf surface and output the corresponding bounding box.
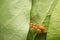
[0,0,31,40]
[27,0,55,40]
[46,0,60,40]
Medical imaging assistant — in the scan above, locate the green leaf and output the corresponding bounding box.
[34,32,47,40]
[0,0,31,40]
[27,28,37,40]
[46,0,60,40]
[30,0,54,24]
[27,0,55,40]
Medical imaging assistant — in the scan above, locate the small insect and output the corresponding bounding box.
[30,23,45,33]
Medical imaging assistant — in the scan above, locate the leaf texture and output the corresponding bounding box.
[0,0,31,40]
[27,0,55,40]
[46,0,60,40]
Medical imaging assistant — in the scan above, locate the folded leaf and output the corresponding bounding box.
[27,0,54,40]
